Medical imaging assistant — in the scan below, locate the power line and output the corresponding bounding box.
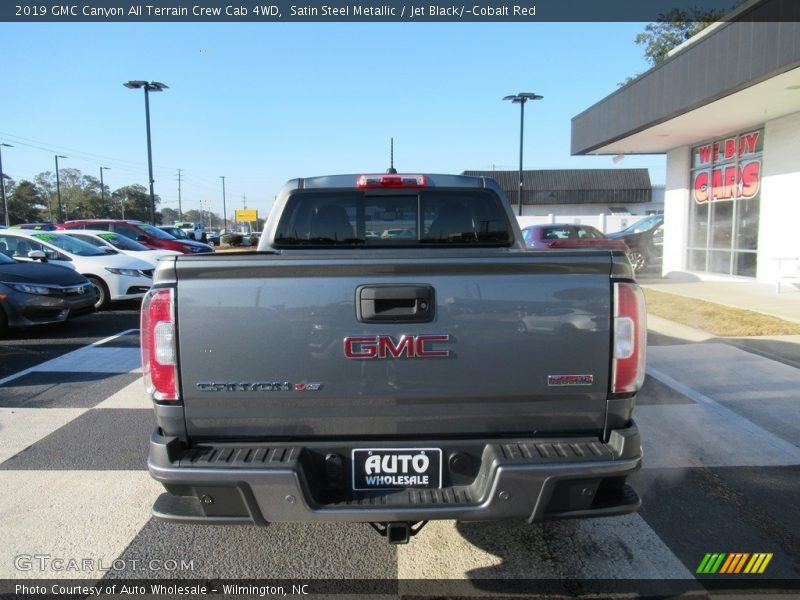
[0,131,266,206]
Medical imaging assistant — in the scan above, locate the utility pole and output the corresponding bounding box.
[242,194,247,209]
[55,154,67,223]
[220,176,227,232]
[0,143,12,227]
[177,168,183,220]
[100,167,110,205]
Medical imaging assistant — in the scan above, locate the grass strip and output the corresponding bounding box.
[643,288,800,337]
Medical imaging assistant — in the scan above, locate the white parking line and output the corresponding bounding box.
[0,408,87,464]
[0,329,139,387]
[94,378,149,410]
[0,470,162,579]
[645,363,800,465]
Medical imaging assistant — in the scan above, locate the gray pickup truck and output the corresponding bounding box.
[142,173,646,544]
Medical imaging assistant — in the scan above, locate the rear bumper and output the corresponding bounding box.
[148,424,642,525]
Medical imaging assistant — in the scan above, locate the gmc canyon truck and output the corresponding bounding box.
[143,173,646,544]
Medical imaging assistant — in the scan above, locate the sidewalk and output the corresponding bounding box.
[637,276,800,324]
[639,276,800,368]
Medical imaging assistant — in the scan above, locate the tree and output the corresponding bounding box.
[33,172,56,221]
[182,209,205,225]
[161,207,180,224]
[619,6,727,86]
[7,180,49,224]
[635,7,725,67]
[20,168,172,223]
[111,184,160,222]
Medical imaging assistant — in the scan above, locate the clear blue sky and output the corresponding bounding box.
[1,22,664,220]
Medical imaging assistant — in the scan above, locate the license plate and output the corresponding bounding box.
[352,448,442,491]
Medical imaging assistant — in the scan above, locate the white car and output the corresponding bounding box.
[62,230,180,268]
[175,221,206,242]
[0,230,154,309]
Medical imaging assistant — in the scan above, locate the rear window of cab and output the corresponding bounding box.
[273,189,513,248]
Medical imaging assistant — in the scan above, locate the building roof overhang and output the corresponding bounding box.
[571,0,800,156]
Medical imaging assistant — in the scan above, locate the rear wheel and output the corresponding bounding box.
[627,249,647,273]
[87,276,109,310]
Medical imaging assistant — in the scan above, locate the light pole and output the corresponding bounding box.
[100,166,110,204]
[55,154,68,223]
[220,176,227,232]
[503,92,543,217]
[0,143,12,226]
[124,80,168,225]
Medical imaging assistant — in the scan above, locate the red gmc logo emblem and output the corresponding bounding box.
[343,335,450,359]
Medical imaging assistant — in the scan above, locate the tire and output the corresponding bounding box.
[87,276,109,310]
[627,249,647,273]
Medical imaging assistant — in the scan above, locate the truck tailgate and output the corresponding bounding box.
[174,252,613,440]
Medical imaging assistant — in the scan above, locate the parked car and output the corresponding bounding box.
[0,230,154,309]
[174,221,207,243]
[157,225,191,240]
[0,251,96,336]
[206,230,222,246]
[59,220,214,255]
[522,224,630,252]
[62,230,181,268]
[10,223,58,231]
[606,215,664,273]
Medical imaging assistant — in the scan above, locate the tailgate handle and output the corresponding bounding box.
[357,285,434,323]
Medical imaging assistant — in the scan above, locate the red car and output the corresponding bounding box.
[58,220,213,254]
[522,223,629,252]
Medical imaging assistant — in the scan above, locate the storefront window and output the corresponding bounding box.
[735,196,760,251]
[710,202,733,249]
[687,129,763,277]
[689,194,709,248]
[688,249,707,272]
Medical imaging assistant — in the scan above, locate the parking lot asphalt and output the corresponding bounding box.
[0,308,798,597]
[0,300,141,380]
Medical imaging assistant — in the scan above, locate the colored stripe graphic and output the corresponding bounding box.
[697,553,773,575]
[722,553,749,574]
[697,553,726,574]
[744,553,773,574]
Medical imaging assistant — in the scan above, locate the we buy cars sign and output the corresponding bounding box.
[692,130,761,204]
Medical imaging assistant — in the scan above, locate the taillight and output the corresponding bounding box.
[141,287,179,402]
[356,174,427,189]
[611,282,646,394]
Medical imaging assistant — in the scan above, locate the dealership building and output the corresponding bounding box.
[463,168,662,217]
[571,0,800,283]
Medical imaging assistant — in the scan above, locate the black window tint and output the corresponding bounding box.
[274,189,511,248]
